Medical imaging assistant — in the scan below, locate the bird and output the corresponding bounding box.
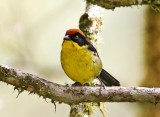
[60,28,120,86]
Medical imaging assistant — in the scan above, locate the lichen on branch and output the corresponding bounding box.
[1,64,160,104]
[87,0,160,11]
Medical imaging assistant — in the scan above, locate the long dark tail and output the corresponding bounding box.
[99,69,120,86]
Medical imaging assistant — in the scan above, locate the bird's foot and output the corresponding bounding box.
[72,82,82,86]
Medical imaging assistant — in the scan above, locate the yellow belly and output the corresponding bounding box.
[61,40,102,84]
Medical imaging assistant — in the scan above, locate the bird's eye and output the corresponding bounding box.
[75,35,79,39]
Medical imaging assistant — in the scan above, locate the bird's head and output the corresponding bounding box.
[64,29,88,46]
[63,28,97,54]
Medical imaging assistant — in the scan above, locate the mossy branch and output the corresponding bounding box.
[0,64,160,104]
[87,0,160,11]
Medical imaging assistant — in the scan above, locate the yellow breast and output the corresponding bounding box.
[61,40,102,84]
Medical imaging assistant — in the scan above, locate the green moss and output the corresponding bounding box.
[151,4,160,12]
[70,103,94,117]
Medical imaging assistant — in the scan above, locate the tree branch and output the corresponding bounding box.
[87,0,160,10]
[77,3,105,116]
[0,64,160,104]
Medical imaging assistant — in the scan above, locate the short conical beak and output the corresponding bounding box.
[63,35,70,40]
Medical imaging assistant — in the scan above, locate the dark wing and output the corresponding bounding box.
[99,69,120,86]
[87,43,99,56]
[86,39,120,86]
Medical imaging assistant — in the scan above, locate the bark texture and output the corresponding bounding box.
[87,0,160,10]
[139,7,160,117]
[1,65,160,104]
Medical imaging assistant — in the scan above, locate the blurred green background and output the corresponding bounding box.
[0,0,147,117]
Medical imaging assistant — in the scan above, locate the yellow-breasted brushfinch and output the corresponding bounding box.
[61,29,120,86]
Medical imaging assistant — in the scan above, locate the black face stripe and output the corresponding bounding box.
[69,32,99,56]
[70,33,88,46]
